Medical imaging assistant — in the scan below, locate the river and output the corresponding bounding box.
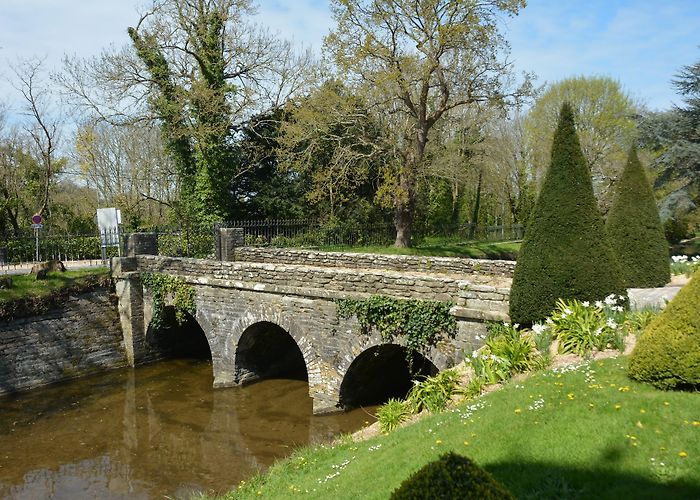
[0,359,374,499]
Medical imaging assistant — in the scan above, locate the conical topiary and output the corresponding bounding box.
[628,268,700,390]
[606,146,670,287]
[509,103,626,326]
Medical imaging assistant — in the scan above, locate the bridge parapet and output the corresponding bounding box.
[228,247,515,278]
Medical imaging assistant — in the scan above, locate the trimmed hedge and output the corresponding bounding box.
[390,452,514,500]
[628,268,700,390]
[606,147,670,287]
[509,103,625,325]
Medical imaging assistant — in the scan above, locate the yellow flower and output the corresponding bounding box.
[463,441,470,446]
[436,439,443,445]
[614,404,622,410]
[640,409,646,414]
[514,408,522,414]
[663,401,670,406]
[692,421,700,427]
[679,451,688,458]
[567,393,575,400]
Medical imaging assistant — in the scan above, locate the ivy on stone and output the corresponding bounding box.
[141,272,196,330]
[336,295,456,365]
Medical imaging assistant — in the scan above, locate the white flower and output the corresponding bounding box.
[564,308,573,314]
[546,317,554,325]
[606,318,618,329]
[595,300,604,309]
[532,323,547,335]
[582,301,590,307]
[595,327,603,336]
[613,305,624,312]
[513,323,520,329]
[672,255,688,263]
[502,321,509,326]
[472,351,479,358]
[604,294,617,306]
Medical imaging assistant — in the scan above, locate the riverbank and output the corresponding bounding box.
[217,353,700,499]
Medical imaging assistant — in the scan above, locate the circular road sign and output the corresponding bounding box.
[31,214,43,225]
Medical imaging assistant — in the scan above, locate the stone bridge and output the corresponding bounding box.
[112,246,514,414]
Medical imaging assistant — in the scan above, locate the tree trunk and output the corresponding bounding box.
[394,126,428,248]
[468,169,483,240]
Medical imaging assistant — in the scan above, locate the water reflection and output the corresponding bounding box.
[0,360,373,499]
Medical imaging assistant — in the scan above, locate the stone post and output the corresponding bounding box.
[217,227,244,261]
[126,232,158,257]
[115,274,146,367]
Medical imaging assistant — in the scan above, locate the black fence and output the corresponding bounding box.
[0,220,524,266]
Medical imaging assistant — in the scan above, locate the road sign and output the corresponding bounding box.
[31,214,43,225]
[31,223,43,229]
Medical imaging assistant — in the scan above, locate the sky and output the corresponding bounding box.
[0,0,698,121]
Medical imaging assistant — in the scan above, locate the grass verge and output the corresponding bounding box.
[0,267,110,320]
[215,357,700,499]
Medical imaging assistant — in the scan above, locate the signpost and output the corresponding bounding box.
[96,208,122,262]
[31,214,43,262]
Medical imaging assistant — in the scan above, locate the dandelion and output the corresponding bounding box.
[435,439,442,445]
[567,393,575,400]
[615,404,622,410]
[463,441,469,446]
[679,451,688,458]
[514,408,522,414]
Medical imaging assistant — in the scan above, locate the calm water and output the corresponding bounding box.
[0,360,374,499]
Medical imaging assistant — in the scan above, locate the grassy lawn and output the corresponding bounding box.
[0,267,110,319]
[0,267,109,302]
[220,357,700,499]
[321,238,521,260]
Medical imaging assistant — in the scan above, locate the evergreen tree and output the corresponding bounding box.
[606,147,670,287]
[509,103,625,325]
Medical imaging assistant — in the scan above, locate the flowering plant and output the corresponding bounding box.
[548,297,623,355]
[670,255,700,277]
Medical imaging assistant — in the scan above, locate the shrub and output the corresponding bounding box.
[509,103,625,326]
[376,398,411,433]
[606,147,670,287]
[390,452,514,500]
[407,369,460,414]
[629,268,700,390]
[664,217,691,245]
[485,322,538,375]
[548,297,623,355]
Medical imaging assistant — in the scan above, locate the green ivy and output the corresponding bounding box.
[141,272,196,330]
[336,295,456,365]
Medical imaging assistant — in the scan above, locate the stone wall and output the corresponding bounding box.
[230,247,515,277]
[131,255,510,305]
[0,288,128,395]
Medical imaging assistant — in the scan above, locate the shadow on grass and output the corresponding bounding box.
[485,457,700,500]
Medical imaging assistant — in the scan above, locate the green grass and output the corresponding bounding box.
[217,357,700,499]
[0,267,110,320]
[321,238,521,260]
[0,267,109,302]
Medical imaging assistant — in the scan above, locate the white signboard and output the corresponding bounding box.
[97,207,122,247]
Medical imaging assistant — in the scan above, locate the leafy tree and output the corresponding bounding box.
[638,56,700,225]
[61,0,313,227]
[525,76,639,213]
[606,147,670,287]
[278,80,384,220]
[509,103,625,326]
[325,0,532,247]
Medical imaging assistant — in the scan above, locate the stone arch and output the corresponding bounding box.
[226,306,316,389]
[338,344,438,410]
[143,290,213,362]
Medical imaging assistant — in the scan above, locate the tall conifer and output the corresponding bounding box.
[509,103,625,325]
[606,147,670,287]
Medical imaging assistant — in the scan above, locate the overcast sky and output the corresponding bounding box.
[1,0,698,119]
